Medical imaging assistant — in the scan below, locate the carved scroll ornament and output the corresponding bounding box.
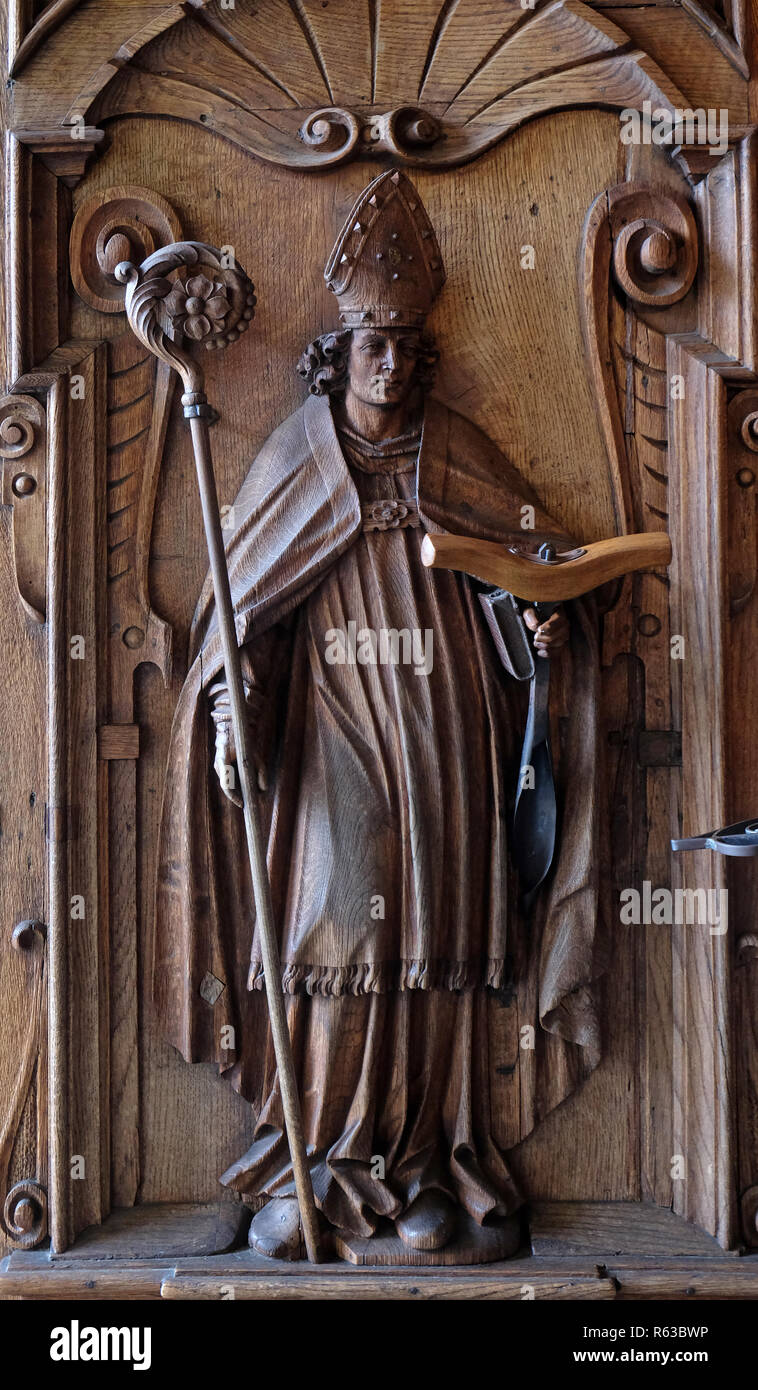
[0,921,47,1250]
[609,190,698,309]
[581,183,700,533]
[299,105,443,164]
[70,184,182,315]
[0,395,46,624]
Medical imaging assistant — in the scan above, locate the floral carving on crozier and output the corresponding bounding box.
[163,274,231,341]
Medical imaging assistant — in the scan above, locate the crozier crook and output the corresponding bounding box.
[115,243,322,1265]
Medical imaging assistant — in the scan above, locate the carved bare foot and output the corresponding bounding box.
[248,1198,303,1260]
[395,1191,456,1251]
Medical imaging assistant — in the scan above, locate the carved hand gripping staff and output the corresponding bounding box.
[115,243,322,1265]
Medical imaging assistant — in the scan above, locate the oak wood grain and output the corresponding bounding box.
[67,112,638,1215]
[3,0,755,1273]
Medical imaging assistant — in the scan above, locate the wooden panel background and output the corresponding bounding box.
[63,106,677,1206]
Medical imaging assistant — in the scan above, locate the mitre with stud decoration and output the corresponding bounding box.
[324,169,446,329]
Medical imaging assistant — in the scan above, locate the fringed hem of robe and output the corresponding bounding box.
[248,956,509,994]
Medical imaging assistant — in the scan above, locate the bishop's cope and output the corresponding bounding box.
[155,170,605,1262]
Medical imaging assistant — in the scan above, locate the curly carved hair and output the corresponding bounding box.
[297,328,439,397]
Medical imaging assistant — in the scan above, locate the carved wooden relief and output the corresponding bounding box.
[0,394,46,624]
[7,0,753,174]
[2,0,758,1305]
[0,921,47,1250]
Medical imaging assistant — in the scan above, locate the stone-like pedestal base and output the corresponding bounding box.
[334,1211,521,1266]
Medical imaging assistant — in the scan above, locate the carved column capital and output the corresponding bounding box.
[13,126,105,188]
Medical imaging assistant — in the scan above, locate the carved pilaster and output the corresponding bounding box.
[582,181,700,535]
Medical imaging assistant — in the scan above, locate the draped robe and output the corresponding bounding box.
[154,392,606,1232]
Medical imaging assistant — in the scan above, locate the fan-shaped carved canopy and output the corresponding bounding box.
[9,0,750,168]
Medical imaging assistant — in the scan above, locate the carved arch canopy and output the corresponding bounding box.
[9,0,751,171]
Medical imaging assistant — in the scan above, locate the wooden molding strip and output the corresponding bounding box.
[4,1253,758,1300]
[668,336,736,1249]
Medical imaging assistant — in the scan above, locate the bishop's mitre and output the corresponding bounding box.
[324,169,446,330]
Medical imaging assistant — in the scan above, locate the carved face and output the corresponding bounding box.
[346,327,424,408]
